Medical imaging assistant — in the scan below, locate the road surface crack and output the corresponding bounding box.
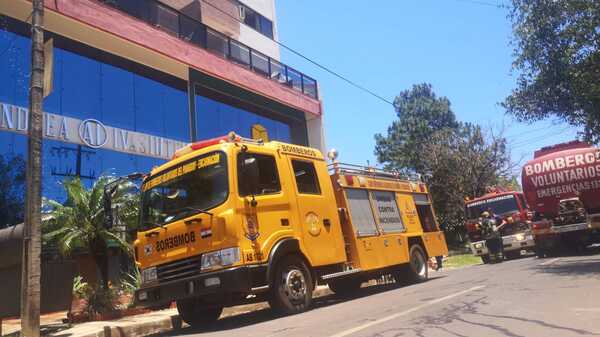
[473,312,600,335]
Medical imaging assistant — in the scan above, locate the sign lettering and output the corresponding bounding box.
[0,102,186,160]
[155,231,196,252]
[279,144,319,158]
[142,153,221,191]
[372,191,405,232]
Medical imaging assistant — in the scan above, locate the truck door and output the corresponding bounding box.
[237,150,292,263]
[289,158,346,266]
[414,194,448,258]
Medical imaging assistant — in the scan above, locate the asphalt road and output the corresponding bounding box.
[154,253,600,337]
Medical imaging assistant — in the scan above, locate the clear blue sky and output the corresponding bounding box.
[275,0,580,174]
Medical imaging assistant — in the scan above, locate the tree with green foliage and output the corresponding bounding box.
[504,0,600,142]
[375,83,459,174]
[376,84,515,245]
[420,124,515,240]
[43,176,139,288]
[0,153,26,228]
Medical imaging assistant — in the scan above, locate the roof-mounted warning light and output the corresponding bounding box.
[172,132,265,159]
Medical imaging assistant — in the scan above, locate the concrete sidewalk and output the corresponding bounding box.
[5,275,448,337]
[49,309,181,337]
[38,285,332,337]
[2,311,68,336]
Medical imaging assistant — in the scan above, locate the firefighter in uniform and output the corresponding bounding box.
[479,211,505,262]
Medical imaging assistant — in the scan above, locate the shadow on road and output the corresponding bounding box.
[411,296,600,337]
[148,276,446,336]
[534,257,600,278]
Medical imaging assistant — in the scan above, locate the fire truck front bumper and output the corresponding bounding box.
[470,234,535,256]
[502,233,535,252]
[470,241,488,256]
[134,265,267,308]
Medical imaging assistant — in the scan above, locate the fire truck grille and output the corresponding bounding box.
[156,255,202,283]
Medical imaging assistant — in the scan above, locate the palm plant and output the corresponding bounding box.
[43,175,140,288]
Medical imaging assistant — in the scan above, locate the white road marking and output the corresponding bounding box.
[573,308,600,312]
[539,258,560,266]
[328,285,485,337]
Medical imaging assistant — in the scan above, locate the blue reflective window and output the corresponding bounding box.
[195,95,292,143]
[101,63,135,130]
[0,29,30,107]
[41,141,165,204]
[59,49,102,120]
[0,132,27,228]
[0,26,190,208]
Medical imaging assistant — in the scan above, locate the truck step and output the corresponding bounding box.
[321,268,362,280]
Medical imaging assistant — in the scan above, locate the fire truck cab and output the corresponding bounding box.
[122,133,447,327]
[465,188,535,263]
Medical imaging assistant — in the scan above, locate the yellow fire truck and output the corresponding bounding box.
[108,133,447,327]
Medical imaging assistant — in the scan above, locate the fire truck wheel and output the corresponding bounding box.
[176,299,223,328]
[269,255,313,315]
[406,244,428,283]
[481,254,491,264]
[328,278,362,296]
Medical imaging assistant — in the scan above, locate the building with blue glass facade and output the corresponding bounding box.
[0,0,324,227]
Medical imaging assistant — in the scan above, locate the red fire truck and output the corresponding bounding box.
[522,141,600,256]
[465,188,535,263]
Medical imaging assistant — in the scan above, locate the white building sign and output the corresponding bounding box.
[0,102,187,160]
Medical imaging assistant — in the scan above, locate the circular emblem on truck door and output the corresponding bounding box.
[306,212,321,236]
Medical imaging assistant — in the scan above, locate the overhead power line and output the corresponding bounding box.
[505,123,570,142]
[509,127,573,149]
[448,0,506,9]
[200,0,395,106]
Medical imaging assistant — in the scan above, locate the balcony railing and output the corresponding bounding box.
[99,0,319,99]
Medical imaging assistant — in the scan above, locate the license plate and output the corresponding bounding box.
[205,277,220,287]
[553,223,588,233]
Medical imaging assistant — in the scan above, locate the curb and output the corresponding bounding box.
[61,313,181,337]
[51,285,332,337]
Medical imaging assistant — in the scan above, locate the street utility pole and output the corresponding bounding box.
[21,0,44,336]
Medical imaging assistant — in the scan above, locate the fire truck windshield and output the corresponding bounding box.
[466,195,519,220]
[139,151,228,230]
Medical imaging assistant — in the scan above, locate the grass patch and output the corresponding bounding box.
[444,254,482,268]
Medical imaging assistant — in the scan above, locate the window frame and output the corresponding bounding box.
[139,150,229,230]
[413,194,438,233]
[291,159,322,195]
[372,190,406,234]
[237,152,282,197]
[517,193,528,210]
[238,2,274,39]
[344,187,379,237]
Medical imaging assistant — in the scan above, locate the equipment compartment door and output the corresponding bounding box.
[414,194,448,257]
[290,158,346,266]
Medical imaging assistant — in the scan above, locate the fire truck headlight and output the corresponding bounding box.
[515,233,525,241]
[141,266,157,284]
[201,247,240,271]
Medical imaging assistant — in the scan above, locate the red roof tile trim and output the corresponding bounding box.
[43,0,322,116]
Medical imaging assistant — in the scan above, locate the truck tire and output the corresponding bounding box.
[481,254,491,264]
[268,255,313,315]
[176,299,222,328]
[328,278,362,296]
[395,244,428,284]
